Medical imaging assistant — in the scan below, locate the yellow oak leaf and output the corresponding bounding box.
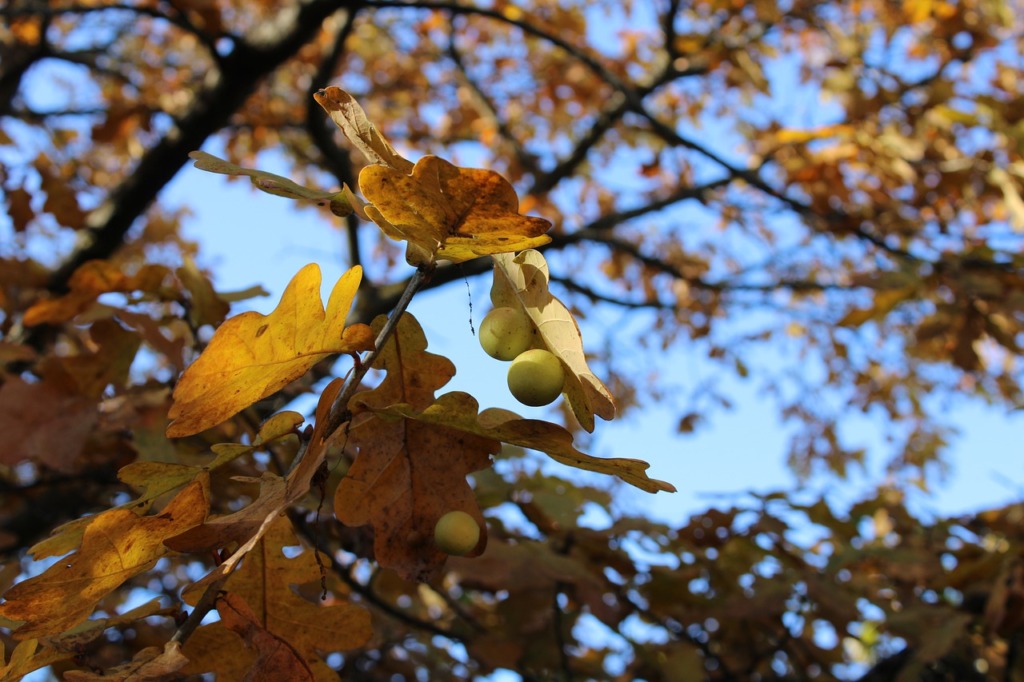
[166,264,374,437]
[362,391,674,494]
[360,156,551,265]
[0,478,208,639]
[492,249,616,432]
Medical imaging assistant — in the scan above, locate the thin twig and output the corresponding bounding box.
[169,573,230,647]
[321,263,435,437]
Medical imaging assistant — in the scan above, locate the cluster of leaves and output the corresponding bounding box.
[0,85,677,677]
[1,0,1022,679]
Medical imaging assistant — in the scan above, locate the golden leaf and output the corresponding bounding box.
[0,479,209,639]
[360,156,551,265]
[166,264,374,437]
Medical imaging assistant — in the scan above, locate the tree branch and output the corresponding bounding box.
[45,0,361,294]
[445,18,541,176]
[288,512,461,641]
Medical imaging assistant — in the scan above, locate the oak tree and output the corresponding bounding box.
[1,1,1022,679]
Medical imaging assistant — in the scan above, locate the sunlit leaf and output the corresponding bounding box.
[360,156,551,265]
[312,86,414,173]
[0,479,208,639]
[166,264,373,437]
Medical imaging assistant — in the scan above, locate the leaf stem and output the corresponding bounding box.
[321,263,435,437]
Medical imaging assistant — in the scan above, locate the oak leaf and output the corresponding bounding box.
[184,518,370,681]
[62,642,188,681]
[188,150,361,217]
[32,412,302,559]
[339,313,497,581]
[492,250,616,431]
[175,381,346,593]
[166,264,374,437]
[23,260,171,326]
[0,478,208,639]
[215,592,316,682]
[360,156,551,265]
[313,86,549,264]
[365,391,674,493]
[313,86,414,174]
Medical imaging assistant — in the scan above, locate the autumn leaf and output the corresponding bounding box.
[183,518,370,681]
[492,249,615,432]
[173,381,346,593]
[188,150,360,217]
[215,592,316,682]
[62,642,189,682]
[166,264,374,437]
[360,155,551,265]
[363,391,674,494]
[23,260,171,326]
[0,478,208,639]
[0,639,69,681]
[0,375,97,471]
[312,86,414,174]
[176,257,229,328]
[32,412,302,559]
[338,313,497,581]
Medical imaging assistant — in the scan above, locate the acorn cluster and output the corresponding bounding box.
[478,307,565,407]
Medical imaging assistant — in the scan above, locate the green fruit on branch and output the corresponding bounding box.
[434,510,481,556]
[507,348,565,407]
[479,307,534,361]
